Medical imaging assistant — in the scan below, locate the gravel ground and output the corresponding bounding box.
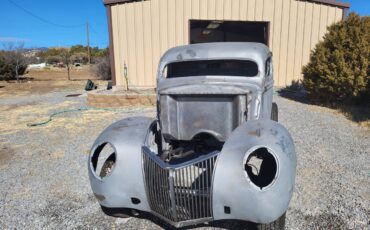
[0,88,369,229]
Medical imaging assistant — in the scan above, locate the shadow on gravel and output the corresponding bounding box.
[103,207,262,230]
[277,81,370,125]
[293,210,348,230]
[133,213,263,230]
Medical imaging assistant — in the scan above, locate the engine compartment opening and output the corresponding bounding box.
[245,147,277,189]
[91,142,116,178]
[163,132,224,164]
[147,124,224,165]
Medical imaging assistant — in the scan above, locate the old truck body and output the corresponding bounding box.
[88,42,296,229]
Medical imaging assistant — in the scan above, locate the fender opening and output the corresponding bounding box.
[245,147,277,189]
[91,142,116,178]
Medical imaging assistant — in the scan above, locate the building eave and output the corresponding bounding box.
[103,0,350,9]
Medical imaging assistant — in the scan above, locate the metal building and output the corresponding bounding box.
[103,0,349,88]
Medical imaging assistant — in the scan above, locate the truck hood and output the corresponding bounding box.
[157,76,262,95]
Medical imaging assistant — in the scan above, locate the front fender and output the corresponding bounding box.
[213,120,296,224]
[88,116,154,211]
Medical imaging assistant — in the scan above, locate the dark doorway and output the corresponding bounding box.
[190,20,269,46]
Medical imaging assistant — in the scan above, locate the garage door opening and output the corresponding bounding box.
[190,20,269,46]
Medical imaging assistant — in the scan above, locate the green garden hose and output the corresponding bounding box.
[26,107,152,127]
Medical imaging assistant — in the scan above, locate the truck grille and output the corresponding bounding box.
[142,148,218,225]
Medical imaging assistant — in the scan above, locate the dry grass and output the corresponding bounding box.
[0,68,115,135]
[26,66,99,81]
[0,100,130,135]
[0,68,106,98]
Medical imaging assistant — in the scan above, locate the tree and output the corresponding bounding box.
[302,13,370,104]
[70,52,88,64]
[46,55,62,65]
[61,49,72,81]
[91,54,111,80]
[2,42,28,82]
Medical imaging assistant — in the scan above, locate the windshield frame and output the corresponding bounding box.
[160,58,262,79]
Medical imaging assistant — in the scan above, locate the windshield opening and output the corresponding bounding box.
[165,60,259,78]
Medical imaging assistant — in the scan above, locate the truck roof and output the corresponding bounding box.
[159,42,271,68]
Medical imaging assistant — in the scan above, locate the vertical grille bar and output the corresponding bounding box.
[143,151,218,223]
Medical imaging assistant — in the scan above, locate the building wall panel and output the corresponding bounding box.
[223,0,232,19]
[272,0,283,85]
[310,3,321,50]
[293,0,306,80]
[183,0,192,43]
[319,4,329,40]
[110,0,345,88]
[175,0,185,45]
[335,7,343,21]
[263,0,274,47]
[286,0,298,85]
[151,0,161,79]
[239,0,248,20]
[125,4,138,87]
[143,1,154,86]
[192,0,200,18]
[278,0,291,86]
[327,6,337,26]
[199,0,208,19]
[215,0,224,20]
[167,0,176,49]
[255,0,264,21]
[302,2,313,71]
[134,3,145,86]
[159,0,168,55]
[231,0,240,20]
[111,6,121,85]
[207,0,217,19]
[247,0,256,21]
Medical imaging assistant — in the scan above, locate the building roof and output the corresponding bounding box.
[103,0,350,8]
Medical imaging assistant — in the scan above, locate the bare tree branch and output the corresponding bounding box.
[1,42,28,82]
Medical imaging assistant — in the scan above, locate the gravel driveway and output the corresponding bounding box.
[0,88,368,229]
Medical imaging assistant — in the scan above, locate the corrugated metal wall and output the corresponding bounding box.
[111,0,344,88]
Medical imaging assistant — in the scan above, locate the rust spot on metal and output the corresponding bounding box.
[186,49,196,57]
[112,122,148,132]
[94,193,106,201]
[270,129,278,136]
[192,121,202,128]
[248,129,261,137]
[111,124,129,131]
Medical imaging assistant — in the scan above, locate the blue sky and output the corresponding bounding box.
[0,0,369,49]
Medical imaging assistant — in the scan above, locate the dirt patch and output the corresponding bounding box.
[25,66,99,81]
[0,81,87,97]
[0,67,106,97]
[0,146,15,169]
[87,89,156,108]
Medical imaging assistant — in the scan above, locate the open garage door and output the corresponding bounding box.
[190,20,269,46]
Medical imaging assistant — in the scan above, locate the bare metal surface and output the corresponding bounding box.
[212,120,296,224]
[143,148,218,227]
[88,117,154,210]
[88,42,296,227]
[157,43,274,142]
